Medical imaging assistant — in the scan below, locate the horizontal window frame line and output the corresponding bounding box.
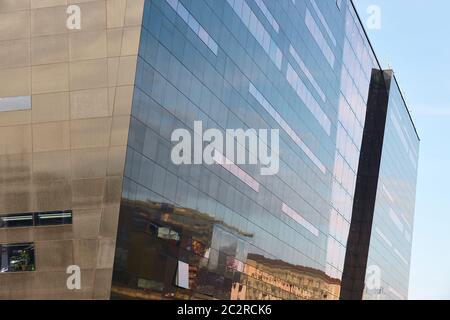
[128,81,334,237]
[309,0,337,47]
[249,82,326,174]
[139,8,356,229]
[281,202,320,237]
[124,140,329,270]
[165,0,219,55]
[304,8,335,69]
[191,0,351,178]
[131,52,338,234]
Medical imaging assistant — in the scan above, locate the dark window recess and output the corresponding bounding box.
[35,210,72,226]
[0,210,72,229]
[0,213,34,228]
[0,243,35,273]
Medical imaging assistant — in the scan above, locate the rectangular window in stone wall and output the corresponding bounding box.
[0,243,35,273]
[0,210,72,228]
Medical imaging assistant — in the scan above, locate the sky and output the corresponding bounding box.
[353,0,450,299]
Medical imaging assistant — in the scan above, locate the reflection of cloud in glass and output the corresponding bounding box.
[0,96,31,112]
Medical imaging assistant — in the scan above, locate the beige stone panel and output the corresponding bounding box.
[0,153,32,185]
[0,39,30,69]
[33,179,72,211]
[31,34,69,65]
[0,110,31,127]
[0,125,32,155]
[69,58,108,90]
[69,30,107,61]
[107,145,126,176]
[0,10,30,41]
[0,182,34,213]
[70,117,111,149]
[107,87,115,113]
[32,92,70,123]
[0,67,31,97]
[106,0,126,28]
[70,88,111,119]
[71,147,108,178]
[106,28,123,57]
[0,272,35,299]
[29,270,95,299]
[107,56,119,87]
[110,115,129,146]
[33,225,73,241]
[73,239,98,269]
[0,0,30,13]
[0,227,34,244]
[32,149,71,181]
[31,270,94,293]
[99,205,120,238]
[7,270,94,299]
[32,63,69,94]
[72,209,101,238]
[124,0,144,26]
[71,177,105,209]
[31,0,68,9]
[103,175,122,205]
[116,55,137,86]
[120,26,141,56]
[96,237,116,269]
[112,85,134,115]
[35,240,74,271]
[31,5,68,36]
[93,268,113,299]
[32,121,70,152]
[72,0,106,31]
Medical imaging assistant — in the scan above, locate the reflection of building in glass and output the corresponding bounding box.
[231,254,341,300]
[0,0,419,299]
[111,199,254,300]
[111,200,341,301]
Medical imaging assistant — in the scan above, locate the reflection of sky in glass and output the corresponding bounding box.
[354,0,450,300]
[0,96,31,112]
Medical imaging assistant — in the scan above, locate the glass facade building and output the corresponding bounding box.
[364,77,419,300]
[0,0,419,300]
[341,70,420,300]
[110,0,419,300]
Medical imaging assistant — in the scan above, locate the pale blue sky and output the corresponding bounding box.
[353,0,450,299]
